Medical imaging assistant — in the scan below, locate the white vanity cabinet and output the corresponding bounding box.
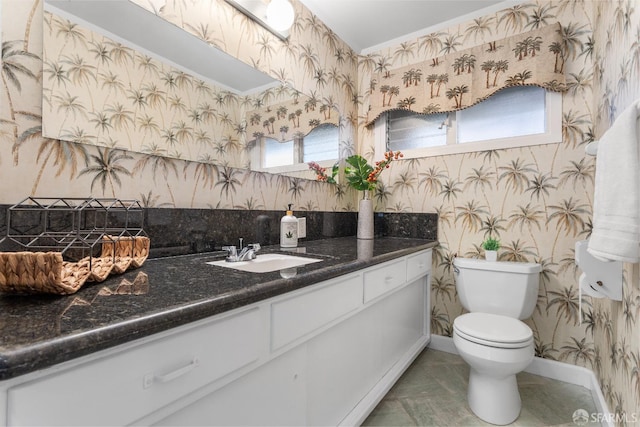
[0,248,431,426]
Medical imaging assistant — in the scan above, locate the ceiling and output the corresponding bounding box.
[299,0,518,54]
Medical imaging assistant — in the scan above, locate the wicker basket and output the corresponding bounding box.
[0,236,150,295]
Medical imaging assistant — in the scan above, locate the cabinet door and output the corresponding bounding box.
[378,278,426,373]
[305,307,379,426]
[306,277,427,426]
[271,273,362,351]
[153,345,307,427]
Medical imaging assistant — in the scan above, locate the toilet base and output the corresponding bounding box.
[467,369,521,425]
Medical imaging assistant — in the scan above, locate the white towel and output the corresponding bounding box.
[588,100,640,263]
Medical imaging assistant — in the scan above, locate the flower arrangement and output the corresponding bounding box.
[308,151,402,198]
[344,151,403,195]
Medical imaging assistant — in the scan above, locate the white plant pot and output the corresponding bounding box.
[485,250,498,262]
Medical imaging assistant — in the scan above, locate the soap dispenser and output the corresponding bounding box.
[280,204,298,248]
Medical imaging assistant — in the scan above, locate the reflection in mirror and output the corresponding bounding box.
[245,91,340,173]
[258,123,339,173]
[43,0,277,93]
[41,0,339,179]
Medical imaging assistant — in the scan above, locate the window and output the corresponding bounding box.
[375,86,562,159]
[387,111,447,151]
[255,123,339,173]
[264,138,294,168]
[302,124,339,163]
[458,86,547,143]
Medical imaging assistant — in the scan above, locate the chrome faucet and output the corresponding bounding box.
[237,243,260,261]
[222,239,261,262]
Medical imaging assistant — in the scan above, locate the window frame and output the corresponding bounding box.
[251,124,339,174]
[251,136,300,174]
[374,90,562,159]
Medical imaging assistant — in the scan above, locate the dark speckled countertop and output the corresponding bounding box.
[0,237,436,381]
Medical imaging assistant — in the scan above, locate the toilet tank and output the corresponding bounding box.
[453,258,541,319]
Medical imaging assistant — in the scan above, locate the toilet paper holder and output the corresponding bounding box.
[575,240,623,300]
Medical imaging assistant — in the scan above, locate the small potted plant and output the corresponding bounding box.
[482,237,500,261]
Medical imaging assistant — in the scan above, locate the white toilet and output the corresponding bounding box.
[452,257,541,425]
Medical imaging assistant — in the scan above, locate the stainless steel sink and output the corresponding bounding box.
[206,253,322,273]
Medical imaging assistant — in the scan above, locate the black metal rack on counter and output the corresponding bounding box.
[0,197,150,295]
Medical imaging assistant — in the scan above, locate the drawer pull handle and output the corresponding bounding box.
[144,357,199,388]
[384,276,394,283]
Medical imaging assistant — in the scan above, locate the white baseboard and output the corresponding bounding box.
[429,334,457,354]
[428,335,613,427]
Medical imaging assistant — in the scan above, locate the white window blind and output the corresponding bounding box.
[262,124,339,170]
[264,138,293,168]
[387,111,447,151]
[303,124,339,162]
[457,86,546,143]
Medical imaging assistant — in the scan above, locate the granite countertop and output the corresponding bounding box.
[0,237,436,381]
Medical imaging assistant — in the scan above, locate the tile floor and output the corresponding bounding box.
[362,348,601,427]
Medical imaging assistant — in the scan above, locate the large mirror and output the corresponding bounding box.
[41,0,339,178]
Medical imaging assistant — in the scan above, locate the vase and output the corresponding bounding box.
[357,238,374,260]
[357,196,374,240]
[485,250,498,262]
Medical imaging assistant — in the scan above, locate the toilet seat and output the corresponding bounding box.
[454,312,533,349]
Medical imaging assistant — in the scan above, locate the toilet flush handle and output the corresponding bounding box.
[453,265,460,275]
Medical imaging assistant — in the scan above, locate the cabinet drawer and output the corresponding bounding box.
[8,307,261,426]
[406,249,432,282]
[363,258,406,303]
[271,273,362,351]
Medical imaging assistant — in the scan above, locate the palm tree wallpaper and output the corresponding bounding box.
[356,0,640,420]
[2,0,355,212]
[42,10,249,169]
[42,11,340,171]
[2,0,640,421]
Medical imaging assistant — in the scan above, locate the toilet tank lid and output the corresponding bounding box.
[454,257,541,274]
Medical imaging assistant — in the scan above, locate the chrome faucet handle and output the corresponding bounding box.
[248,243,261,252]
[221,245,237,259]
